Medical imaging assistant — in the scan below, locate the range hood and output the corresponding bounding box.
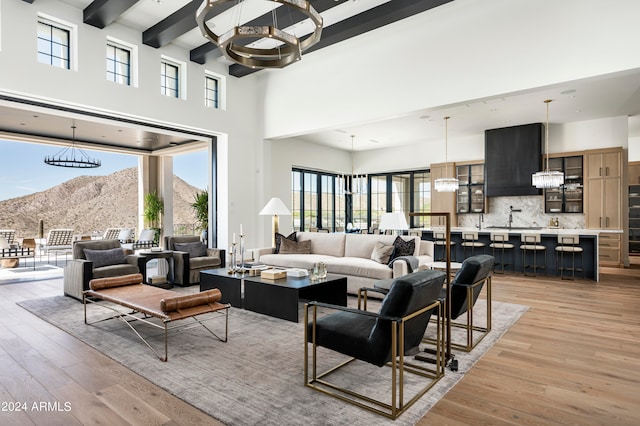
[485,123,543,197]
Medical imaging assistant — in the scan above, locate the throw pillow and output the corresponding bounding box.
[388,236,416,264]
[83,247,126,268]
[370,241,394,264]
[174,242,207,258]
[278,238,311,254]
[274,232,297,254]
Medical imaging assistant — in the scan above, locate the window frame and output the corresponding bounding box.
[37,13,78,71]
[160,55,186,100]
[204,70,226,110]
[106,36,138,87]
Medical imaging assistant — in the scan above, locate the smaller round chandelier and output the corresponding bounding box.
[434,116,459,193]
[196,0,323,69]
[532,99,564,188]
[44,125,101,169]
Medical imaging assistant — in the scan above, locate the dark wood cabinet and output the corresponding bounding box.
[544,155,583,214]
[456,163,485,214]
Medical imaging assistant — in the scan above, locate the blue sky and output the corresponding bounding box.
[0,139,208,201]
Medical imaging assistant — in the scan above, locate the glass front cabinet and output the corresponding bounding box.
[630,184,640,253]
[544,155,583,213]
[456,163,485,214]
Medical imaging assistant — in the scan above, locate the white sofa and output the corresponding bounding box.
[251,232,434,295]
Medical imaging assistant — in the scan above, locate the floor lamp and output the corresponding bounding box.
[259,197,292,247]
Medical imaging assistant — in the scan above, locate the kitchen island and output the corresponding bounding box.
[418,227,612,281]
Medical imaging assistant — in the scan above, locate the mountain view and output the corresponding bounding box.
[0,167,202,239]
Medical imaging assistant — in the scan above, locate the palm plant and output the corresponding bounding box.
[143,191,164,243]
[192,189,208,232]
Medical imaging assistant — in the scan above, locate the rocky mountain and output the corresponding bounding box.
[0,167,203,238]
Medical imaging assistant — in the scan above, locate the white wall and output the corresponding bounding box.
[259,0,640,140]
[0,0,262,252]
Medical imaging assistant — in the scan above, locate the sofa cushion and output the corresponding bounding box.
[296,232,346,257]
[259,254,334,269]
[84,247,126,268]
[174,241,207,258]
[92,263,140,279]
[324,257,394,281]
[388,236,416,264]
[279,238,311,254]
[370,241,394,264]
[275,232,297,254]
[190,256,221,269]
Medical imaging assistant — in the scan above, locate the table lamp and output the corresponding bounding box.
[259,197,292,247]
[379,212,409,236]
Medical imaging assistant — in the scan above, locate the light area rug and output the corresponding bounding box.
[18,293,527,426]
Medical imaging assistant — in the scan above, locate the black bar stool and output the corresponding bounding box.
[433,231,456,261]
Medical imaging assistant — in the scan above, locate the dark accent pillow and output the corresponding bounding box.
[174,242,207,258]
[274,232,297,253]
[370,241,394,264]
[83,247,126,268]
[388,236,416,264]
[278,238,311,254]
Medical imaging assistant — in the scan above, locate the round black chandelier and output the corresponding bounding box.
[44,125,101,169]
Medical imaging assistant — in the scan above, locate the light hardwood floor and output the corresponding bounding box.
[0,260,638,425]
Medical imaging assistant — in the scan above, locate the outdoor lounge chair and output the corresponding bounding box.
[40,229,74,265]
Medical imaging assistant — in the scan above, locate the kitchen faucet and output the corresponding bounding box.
[477,213,484,230]
[508,206,521,229]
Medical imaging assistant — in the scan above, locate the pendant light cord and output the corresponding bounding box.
[444,116,450,167]
[544,99,551,172]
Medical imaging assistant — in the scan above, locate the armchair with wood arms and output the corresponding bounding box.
[164,235,225,286]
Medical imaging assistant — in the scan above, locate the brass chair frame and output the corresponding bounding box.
[304,301,444,419]
[449,275,492,352]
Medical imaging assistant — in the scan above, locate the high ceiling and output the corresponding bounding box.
[4,0,640,154]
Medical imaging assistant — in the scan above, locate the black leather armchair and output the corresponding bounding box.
[304,269,446,419]
[444,254,494,352]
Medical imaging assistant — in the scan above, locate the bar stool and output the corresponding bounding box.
[555,234,583,280]
[489,231,514,273]
[433,231,456,261]
[520,233,546,277]
[461,231,485,258]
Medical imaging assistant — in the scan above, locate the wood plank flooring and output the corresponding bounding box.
[0,260,638,425]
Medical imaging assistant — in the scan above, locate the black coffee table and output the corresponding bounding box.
[200,268,347,322]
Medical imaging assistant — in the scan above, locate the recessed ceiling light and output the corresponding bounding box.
[419,115,430,119]
[369,139,380,144]
[561,89,576,95]
[335,129,347,134]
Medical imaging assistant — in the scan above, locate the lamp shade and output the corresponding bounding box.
[379,212,409,231]
[259,197,291,216]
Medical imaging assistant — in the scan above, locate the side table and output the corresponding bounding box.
[140,250,174,289]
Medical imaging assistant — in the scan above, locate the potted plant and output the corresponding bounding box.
[143,190,164,244]
[192,189,208,243]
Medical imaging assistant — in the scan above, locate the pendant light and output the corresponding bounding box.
[340,135,366,195]
[44,124,101,169]
[532,99,564,188]
[434,116,459,192]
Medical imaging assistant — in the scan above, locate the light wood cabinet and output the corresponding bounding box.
[585,148,623,266]
[430,162,457,227]
[599,232,621,265]
[586,149,622,230]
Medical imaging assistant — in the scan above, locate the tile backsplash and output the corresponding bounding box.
[457,195,586,229]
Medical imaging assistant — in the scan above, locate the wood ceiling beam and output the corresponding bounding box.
[190,0,349,65]
[83,0,139,29]
[143,0,212,48]
[229,0,453,78]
